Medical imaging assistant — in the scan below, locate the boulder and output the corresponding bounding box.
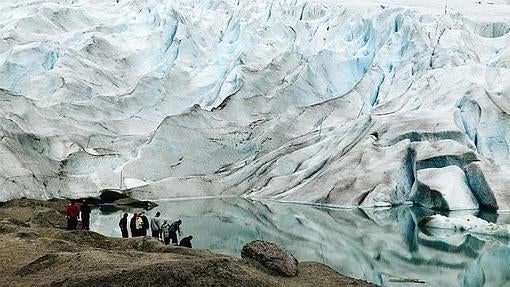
[241,240,298,277]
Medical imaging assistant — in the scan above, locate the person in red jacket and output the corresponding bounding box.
[66,200,80,230]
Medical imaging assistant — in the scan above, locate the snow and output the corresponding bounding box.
[0,0,509,210]
[326,0,510,21]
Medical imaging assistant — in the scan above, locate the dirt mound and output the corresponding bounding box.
[30,209,66,228]
[0,198,67,211]
[17,253,61,276]
[39,238,82,253]
[48,257,271,287]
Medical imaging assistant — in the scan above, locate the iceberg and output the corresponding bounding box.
[421,214,510,237]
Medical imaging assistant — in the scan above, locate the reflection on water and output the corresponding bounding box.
[90,198,510,287]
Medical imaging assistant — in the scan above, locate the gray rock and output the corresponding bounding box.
[241,240,298,277]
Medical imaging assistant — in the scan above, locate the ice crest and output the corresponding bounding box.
[0,0,509,209]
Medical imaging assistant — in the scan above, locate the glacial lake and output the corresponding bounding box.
[90,197,510,287]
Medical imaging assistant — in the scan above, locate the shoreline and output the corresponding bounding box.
[0,198,376,287]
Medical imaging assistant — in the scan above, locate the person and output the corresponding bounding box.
[130,213,138,237]
[140,211,149,237]
[119,213,129,238]
[137,211,149,236]
[179,235,193,248]
[160,220,171,245]
[135,213,144,237]
[169,219,182,245]
[66,200,80,230]
[80,200,91,230]
[150,211,162,239]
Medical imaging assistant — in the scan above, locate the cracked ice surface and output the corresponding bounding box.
[0,0,510,210]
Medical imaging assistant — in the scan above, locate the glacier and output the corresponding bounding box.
[0,0,510,211]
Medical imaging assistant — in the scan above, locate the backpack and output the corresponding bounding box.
[67,204,79,217]
[161,223,171,237]
[136,217,143,229]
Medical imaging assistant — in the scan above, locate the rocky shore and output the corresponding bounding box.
[0,199,375,287]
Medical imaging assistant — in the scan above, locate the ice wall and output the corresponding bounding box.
[0,0,509,210]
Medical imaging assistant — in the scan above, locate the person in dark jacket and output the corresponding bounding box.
[80,200,91,230]
[66,200,80,230]
[179,235,193,248]
[119,213,129,238]
[169,219,182,245]
[140,211,149,237]
[130,213,138,237]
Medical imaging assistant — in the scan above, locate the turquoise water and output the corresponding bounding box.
[90,197,510,287]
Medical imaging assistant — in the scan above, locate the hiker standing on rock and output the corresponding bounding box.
[150,211,162,239]
[130,213,138,237]
[169,219,182,245]
[161,220,171,245]
[119,213,129,238]
[66,200,80,230]
[80,200,91,230]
